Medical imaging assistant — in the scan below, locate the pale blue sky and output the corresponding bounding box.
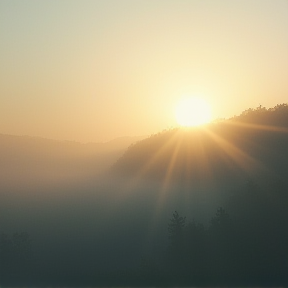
[1,0,288,142]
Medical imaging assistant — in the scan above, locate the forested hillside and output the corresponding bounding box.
[112,104,288,187]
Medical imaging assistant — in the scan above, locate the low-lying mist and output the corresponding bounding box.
[1,104,288,285]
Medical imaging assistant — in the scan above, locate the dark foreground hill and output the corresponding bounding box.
[112,104,288,188]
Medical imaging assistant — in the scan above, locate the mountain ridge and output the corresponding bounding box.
[112,104,288,188]
[0,133,144,188]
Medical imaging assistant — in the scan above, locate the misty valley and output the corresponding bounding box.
[1,105,288,286]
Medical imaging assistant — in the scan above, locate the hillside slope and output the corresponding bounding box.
[112,104,288,188]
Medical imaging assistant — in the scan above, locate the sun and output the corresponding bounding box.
[175,97,212,127]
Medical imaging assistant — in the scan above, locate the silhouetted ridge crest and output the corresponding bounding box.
[230,103,288,126]
[112,104,288,184]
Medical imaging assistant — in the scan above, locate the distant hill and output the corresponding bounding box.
[0,134,144,187]
[112,104,288,188]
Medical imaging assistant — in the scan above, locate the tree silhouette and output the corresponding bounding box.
[210,207,230,230]
[168,211,186,246]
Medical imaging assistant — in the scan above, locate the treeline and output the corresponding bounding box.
[138,179,288,286]
[141,207,288,286]
[112,103,288,185]
[230,103,288,126]
[1,179,288,286]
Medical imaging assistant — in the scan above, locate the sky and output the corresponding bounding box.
[1,0,288,143]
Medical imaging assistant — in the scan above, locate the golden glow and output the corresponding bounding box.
[175,97,212,127]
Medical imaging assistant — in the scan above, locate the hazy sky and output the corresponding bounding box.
[1,0,288,142]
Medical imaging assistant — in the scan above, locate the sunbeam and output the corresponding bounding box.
[203,127,267,176]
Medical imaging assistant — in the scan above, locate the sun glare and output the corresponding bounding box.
[175,97,212,127]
